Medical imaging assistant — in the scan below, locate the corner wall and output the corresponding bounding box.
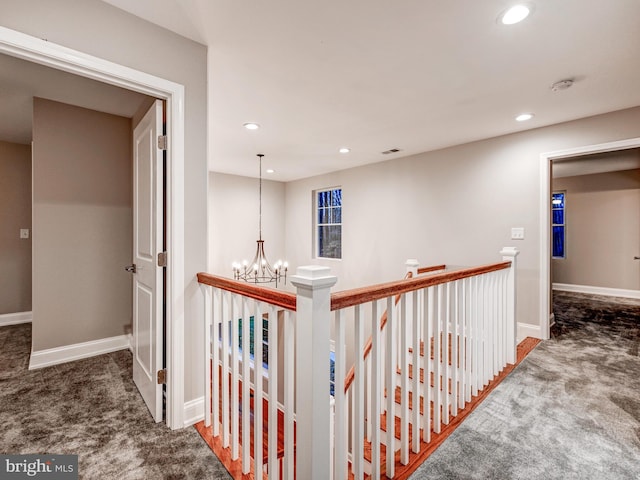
[0,140,31,315]
[209,172,286,279]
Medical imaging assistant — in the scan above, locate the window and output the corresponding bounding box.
[316,188,342,259]
[552,191,566,258]
[329,351,336,396]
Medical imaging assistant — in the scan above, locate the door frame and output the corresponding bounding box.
[538,136,640,340]
[0,26,186,429]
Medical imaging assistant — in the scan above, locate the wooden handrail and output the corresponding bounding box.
[331,261,511,312]
[417,264,447,274]
[339,260,511,393]
[197,272,297,311]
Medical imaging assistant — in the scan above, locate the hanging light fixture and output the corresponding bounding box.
[232,154,288,287]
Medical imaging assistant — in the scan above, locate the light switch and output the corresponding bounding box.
[20,229,30,239]
[511,227,524,240]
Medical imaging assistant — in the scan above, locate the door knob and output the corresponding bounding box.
[634,256,640,260]
[125,264,137,273]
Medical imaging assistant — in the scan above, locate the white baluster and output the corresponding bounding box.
[201,284,212,428]
[231,294,240,460]
[334,309,347,480]
[370,300,381,478]
[385,295,396,477]
[411,289,421,454]
[267,305,279,479]
[433,285,441,434]
[423,287,432,443]
[284,309,295,480]
[400,294,409,465]
[213,288,221,436]
[451,280,459,417]
[353,305,365,479]
[221,290,230,448]
[241,297,251,473]
[254,301,264,480]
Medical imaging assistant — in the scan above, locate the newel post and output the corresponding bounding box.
[500,247,520,364]
[405,258,419,277]
[291,265,337,480]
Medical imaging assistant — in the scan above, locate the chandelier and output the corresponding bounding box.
[232,154,288,287]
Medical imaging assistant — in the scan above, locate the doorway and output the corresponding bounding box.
[539,137,640,340]
[0,26,186,429]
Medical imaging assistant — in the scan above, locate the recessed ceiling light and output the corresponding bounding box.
[515,113,534,122]
[500,4,531,25]
[243,122,260,130]
[266,168,275,174]
[339,147,350,154]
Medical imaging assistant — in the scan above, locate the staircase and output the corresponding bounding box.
[197,248,520,479]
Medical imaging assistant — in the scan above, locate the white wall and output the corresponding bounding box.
[32,98,132,350]
[285,106,640,333]
[0,140,31,314]
[1,0,207,404]
[552,169,640,290]
[209,172,286,279]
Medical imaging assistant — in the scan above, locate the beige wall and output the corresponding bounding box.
[0,140,31,314]
[32,98,132,350]
[552,169,640,290]
[284,106,640,334]
[209,172,286,279]
[1,0,207,403]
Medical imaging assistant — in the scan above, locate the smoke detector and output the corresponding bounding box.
[551,79,574,92]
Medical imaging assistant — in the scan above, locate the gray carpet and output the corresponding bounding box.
[0,323,231,480]
[409,291,640,479]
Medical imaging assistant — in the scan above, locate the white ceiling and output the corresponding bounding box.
[8,1,640,182]
[0,53,150,145]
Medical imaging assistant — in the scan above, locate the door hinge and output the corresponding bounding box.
[157,135,168,150]
[158,251,167,268]
[157,368,167,385]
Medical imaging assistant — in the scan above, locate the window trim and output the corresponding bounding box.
[314,187,343,260]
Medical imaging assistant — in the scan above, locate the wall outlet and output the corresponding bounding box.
[511,227,525,240]
[20,228,30,239]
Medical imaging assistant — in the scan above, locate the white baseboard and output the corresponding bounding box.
[183,396,204,427]
[29,334,131,370]
[517,322,542,342]
[553,283,640,299]
[0,311,32,326]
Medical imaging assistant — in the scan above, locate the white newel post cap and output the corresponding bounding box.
[405,258,419,276]
[500,247,520,260]
[290,265,337,289]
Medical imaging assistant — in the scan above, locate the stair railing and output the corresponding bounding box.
[198,273,297,479]
[330,248,518,479]
[198,247,518,480]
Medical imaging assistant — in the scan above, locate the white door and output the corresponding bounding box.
[132,100,164,422]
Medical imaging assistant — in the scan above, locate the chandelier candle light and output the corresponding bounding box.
[232,154,288,287]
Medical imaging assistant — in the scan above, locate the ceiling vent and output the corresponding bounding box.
[382,148,402,155]
[551,79,574,92]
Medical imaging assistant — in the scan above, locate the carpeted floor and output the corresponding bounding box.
[0,323,231,480]
[409,291,640,479]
